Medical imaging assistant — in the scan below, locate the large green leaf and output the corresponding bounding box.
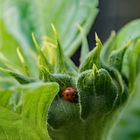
[103,20,140,140]
[0,19,38,77]
[1,0,98,57]
[0,82,59,140]
[111,75,140,140]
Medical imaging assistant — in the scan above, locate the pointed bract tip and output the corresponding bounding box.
[111,30,116,36]
[51,24,58,39]
[51,24,56,31]
[92,64,98,73]
[31,32,35,42]
[0,67,10,75]
[95,32,101,43]
[32,32,41,52]
[76,23,83,32]
[126,39,132,49]
[16,48,24,63]
[95,32,102,49]
[95,32,98,39]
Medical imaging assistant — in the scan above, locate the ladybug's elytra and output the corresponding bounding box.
[61,87,78,102]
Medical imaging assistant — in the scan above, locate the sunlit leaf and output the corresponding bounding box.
[0,82,59,140]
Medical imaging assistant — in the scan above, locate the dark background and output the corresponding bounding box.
[73,0,140,65]
[88,0,140,47]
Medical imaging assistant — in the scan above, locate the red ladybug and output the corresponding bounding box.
[61,87,78,102]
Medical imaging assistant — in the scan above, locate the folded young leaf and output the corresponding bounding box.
[79,34,102,72]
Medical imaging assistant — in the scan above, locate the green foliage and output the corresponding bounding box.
[0,28,130,140]
[0,0,98,56]
[112,75,140,140]
[0,0,140,140]
[106,20,140,140]
[0,82,59,140]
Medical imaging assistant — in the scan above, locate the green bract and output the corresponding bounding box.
[0,0,140,140]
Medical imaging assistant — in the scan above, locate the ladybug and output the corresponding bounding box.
[61,87,78,102]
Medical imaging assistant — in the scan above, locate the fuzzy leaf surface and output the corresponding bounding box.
[0,82,59,140]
